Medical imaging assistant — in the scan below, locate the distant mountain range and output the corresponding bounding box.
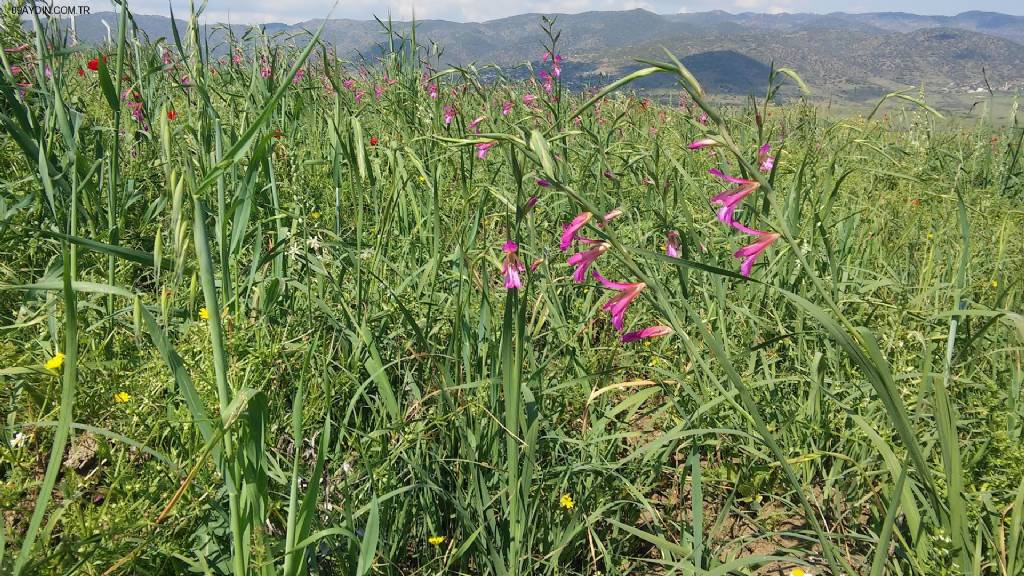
[53,9,1024,106]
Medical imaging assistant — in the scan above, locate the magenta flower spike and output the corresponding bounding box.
[592,271,646,331]
[443,105,456,126]
[567,243,609,284]
[476,141,496,159]
[621,325,673,343]
[342,78,355,90]
[560,211,593,251]
[535,178,551,188]
[428,83,438,99]
[502,100,513,115]
[709,169,760,227]
[733,229,781,276]
[501,241,526,289]
[758,143,775,172]
[666,231,681,258]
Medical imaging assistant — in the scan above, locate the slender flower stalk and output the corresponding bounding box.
[567,242,608,283]
[593,270,645,330]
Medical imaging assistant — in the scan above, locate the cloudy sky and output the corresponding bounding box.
[111,0,1024,24]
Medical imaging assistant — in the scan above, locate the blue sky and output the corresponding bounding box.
[116,0,1024,24]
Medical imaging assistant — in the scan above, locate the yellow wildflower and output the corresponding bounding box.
[311,211,321,220]
[45,352,65,370]
[427,535,445,546]
[991,279,998,289]
[790,568,811,576]
[418,175,427,183]
[559,494,575,510]
[199,307,209,320]
[927,232,934,240]
[114,391,131,403]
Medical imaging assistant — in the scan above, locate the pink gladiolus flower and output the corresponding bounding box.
[600,208,622,227]
[523,93,536,106]
[666,231,681,258]
[698,112,708,125]
[443,105,456,126]
[468,116,485,133]
[593,271,645,331]
[181,75,191,86]
[476,141,496,159]
[603,170,615,180]
[355,90,365,103]
[567,242,608,283]
[758,143,775,172]
[688,138,718,150]
[560,211,592,251]
[502,100,513,115]
[535,178,550,187]
[233,53,243,65]
[260,63,271,79]
[733,229,780,276]
[10,65,21,75]
[529,258,544,272]
[501,240,526,289]
[374,84,383,99]
[621,325,673,343]
[342,78,355,90]
[5,43,30,53]
[539,70,553,93]
[709,169,760,228]
[428,83,438,99]
[524,195,539,214]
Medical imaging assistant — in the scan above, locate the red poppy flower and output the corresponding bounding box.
[370,136,379,146]
[87,55,106,71]
[167,110,177,121]
[77,68,85,76]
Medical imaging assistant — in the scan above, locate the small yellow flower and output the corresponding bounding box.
[790,568,811,576]
[418,175,427,183]
[114,391,131,403]
[45,352,65,370]
[991,279,998,289]
[559,494,575,510]
[927,232,934,240]
[199,307,209,320]
[427,535,445,546]
[311,211,321,220]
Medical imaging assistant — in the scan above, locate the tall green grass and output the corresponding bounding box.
[1,2,1023,574]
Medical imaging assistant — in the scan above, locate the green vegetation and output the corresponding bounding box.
[1,4,1023,575]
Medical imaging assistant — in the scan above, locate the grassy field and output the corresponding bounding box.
[2,5,1024,576]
